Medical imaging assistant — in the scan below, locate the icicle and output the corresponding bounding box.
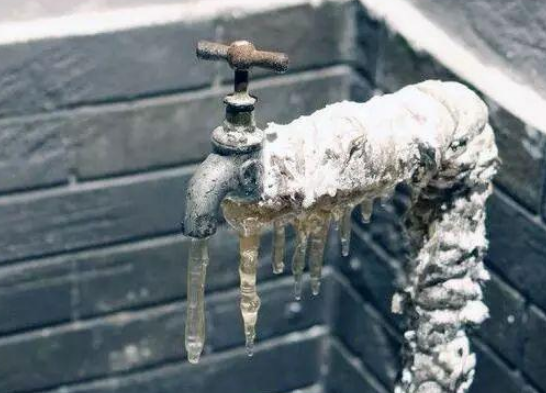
[272,221,285,274]
[339,207,353,257]
[185,237,209,364]
[292,220,308,301]
[360,199,373,223]
[380,187,395,208]
[239,233,261,356]
[308,213,330,296]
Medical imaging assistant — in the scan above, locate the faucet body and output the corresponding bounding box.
[182,40,498,393]
[182,40,287,238]
[183,151,260,238]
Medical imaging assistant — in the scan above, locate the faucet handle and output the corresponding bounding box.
[196,40,289,73]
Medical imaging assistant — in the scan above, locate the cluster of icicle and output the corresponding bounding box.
[184,79,498,393]
[184,192,375,364]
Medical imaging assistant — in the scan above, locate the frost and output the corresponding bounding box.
[184,80,498,393]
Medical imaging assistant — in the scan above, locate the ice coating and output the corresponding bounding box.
[185,79,497,393]
[239,233,261,355]
[394,123,497,393]
[272,222,285,274]
[339,207,353,257]
[185,238,209,364]
[291,218,308,301]
[307,212,330,295]
[260,82,458,209]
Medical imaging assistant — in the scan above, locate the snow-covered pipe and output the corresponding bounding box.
[186,80,498,393]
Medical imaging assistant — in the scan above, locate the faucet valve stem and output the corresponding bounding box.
[196,40,289,154]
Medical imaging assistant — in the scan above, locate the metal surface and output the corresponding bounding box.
[196,40,289,72]
[183,40,289,238]
[196,40,289,153]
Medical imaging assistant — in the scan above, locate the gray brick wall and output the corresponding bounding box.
[0,1,544,393]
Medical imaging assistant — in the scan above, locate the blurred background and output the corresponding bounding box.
[0,0,544,393]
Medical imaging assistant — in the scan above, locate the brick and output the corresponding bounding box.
[45,329,326,393]
[0,115,68,192]
[330,274,400,389]
[325,339,387,393]
[478,274,525,367]
[0,258,72,334]
[0,227,298,334]
[0,275,327,393]
[375,29,456,93]
[470,340,524,393]
[0,1,352,118]
[350,3,382,81]
[522,306,546,391]
[486,191,546,310]
[0,303,184,393]
[0,167,191,264]
[0,22,216,118]
[486,100,546,213]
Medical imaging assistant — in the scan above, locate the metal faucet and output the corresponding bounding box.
[182,40,289,238]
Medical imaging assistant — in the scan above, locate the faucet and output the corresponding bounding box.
[182,40,289,239]
[181,39,499,393]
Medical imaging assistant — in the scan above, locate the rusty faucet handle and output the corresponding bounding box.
[196,40,289,73]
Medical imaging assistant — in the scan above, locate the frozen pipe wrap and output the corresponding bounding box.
[253,80,498,393]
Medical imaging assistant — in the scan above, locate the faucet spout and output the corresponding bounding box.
[183,153,259,238]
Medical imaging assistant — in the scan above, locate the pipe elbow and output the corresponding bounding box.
[182,154,243,238]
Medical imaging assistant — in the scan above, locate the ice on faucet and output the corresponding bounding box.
[184,80,498,393]
[339,207,353,257]
[307,212,330,295]
[291,219,308,301]
[239,233,261,356]
[272,221,285,274]
[185,238,209,364]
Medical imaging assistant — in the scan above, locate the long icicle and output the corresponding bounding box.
[239,233,261,356]
[340,207,353,257]
[185,237,209,364]
[308,213,330,296]
[292,220,308,301]
[272,221,285,274]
